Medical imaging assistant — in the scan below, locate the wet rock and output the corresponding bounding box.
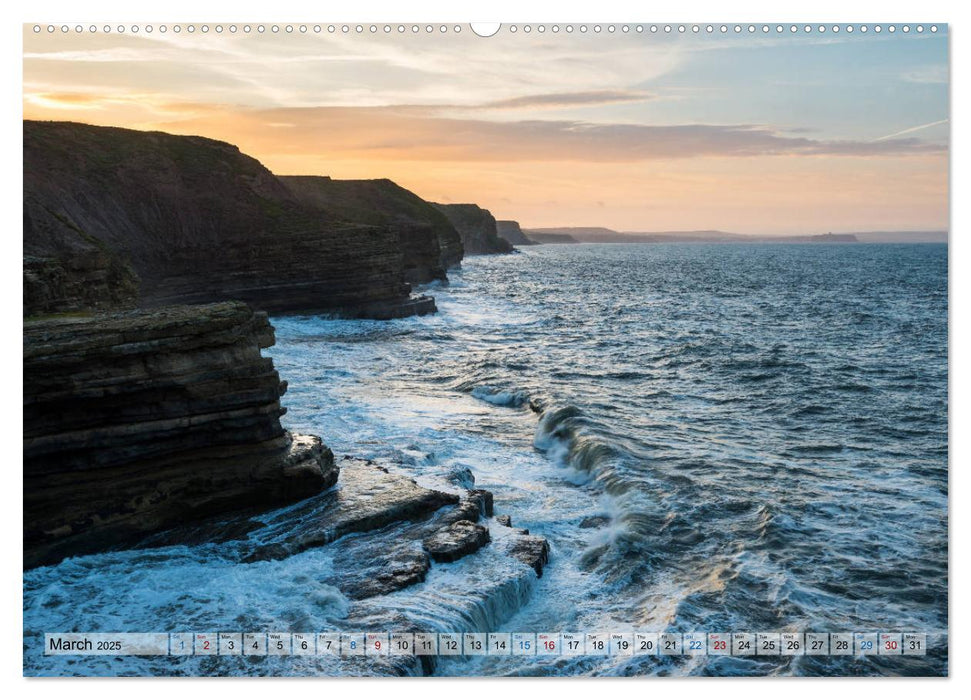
[495,514,512,527]
[579,515,611,529]
[423,520,491,563]
[241,458,459,560]
[345,541,543,677]
[444,466,475,490]
[336,544,431,599]
[240,543,290,564]
[137,513,266,551]
[436,492,488,526]
[282,434,340,496]
[506,534,551,577]
[469,489,494,517]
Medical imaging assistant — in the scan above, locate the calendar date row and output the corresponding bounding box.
[45,631,928,657]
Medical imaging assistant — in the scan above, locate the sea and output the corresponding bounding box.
[23,243,948,676]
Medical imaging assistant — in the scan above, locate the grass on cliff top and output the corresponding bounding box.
[25,120,262,179]
[282,176,457,234]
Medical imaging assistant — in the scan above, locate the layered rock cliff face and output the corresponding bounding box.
[23,301,337,568]
[496,220,536,246]
[433,203,515,255]
[23,247,139,316]
[281,176,463,283]
[23,121,440,319]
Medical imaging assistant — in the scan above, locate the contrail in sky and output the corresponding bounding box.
[873,119,948,142]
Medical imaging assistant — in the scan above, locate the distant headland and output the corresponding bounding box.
[521,227,947,245]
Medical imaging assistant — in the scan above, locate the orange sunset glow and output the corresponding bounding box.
[23,25,949,234]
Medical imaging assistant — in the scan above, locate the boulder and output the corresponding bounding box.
[506,534,551,577]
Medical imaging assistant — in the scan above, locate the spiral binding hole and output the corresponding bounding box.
[27,22,944,37]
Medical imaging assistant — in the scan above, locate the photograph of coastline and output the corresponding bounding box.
[22,23,948,677]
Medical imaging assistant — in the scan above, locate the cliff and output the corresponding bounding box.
[524,227,863,244]
[281,176,463,283]
[525,232,580,244]
[496,220,536,246]
[432,203,514,255]
[23,121,439,319]
[23,301,338,568]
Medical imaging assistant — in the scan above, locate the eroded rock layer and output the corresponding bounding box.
[23,301,337,568]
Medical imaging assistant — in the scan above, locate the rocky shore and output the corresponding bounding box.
[22,121,548,668]
[130,457,549,676]
[23,301,551,654]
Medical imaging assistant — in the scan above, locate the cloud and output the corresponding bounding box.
[902,65,948,84]
[25,92,105,110]
[23,90,945,163]
[483,90,654,110]
[32,92,102,104]
[142,105,943,162]
[23,29,688,110]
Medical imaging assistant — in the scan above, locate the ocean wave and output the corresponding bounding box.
[470,385,530,408]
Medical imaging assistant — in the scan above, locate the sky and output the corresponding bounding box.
[22,24,949,234]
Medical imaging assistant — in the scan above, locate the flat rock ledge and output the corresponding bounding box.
[240,458,460,562]
[235,458,550,599]
[423,520,491,563]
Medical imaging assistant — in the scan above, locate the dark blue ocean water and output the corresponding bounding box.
[23,243,948,676]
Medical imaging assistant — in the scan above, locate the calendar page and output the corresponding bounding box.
[21,15,949,679]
